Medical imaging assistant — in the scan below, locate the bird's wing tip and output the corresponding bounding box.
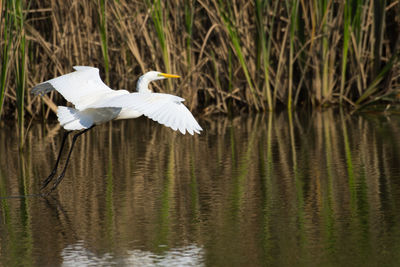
[73,66,99,72]
[31,82,55,96]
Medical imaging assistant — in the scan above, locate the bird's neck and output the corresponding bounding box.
[136,76,152,93]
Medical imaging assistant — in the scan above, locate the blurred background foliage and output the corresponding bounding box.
[0,0,399,122]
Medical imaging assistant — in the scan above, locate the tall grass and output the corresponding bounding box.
[340,0,351,105]
[14,0,27,146]
[215,0,261,111]
[98,0,109,84]
[255,0,273,110]
[0,0,27,144]
[148,0,172,91]
[0,0,399,122]
[287,0,299,110]
[184,0,194,67]
[0,1,13,117]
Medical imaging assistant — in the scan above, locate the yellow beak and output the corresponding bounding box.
[159,73,181,78]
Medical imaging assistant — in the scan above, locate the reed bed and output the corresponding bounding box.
[0,0,399,122]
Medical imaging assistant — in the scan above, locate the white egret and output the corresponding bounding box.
[32,66,202,193]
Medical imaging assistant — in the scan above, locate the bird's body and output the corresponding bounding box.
[32,66,202,134]
[32,66,202,194]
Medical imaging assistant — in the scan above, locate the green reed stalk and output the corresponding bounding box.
[287,0,299,110]
[349,0,364,97]
[211,51,221,91]
[217,0,260,110]
[340,1,351,105]
[255,0,274,111]
[210,50,227,111]
[184,0,194,67]
[13,0,26,146]
[228,47,233,93]
[0,1,12,117]
[148,0,173,92]
[372,0,386,77]
[320,0,329,101]
[226,47,233,113]
[98,0,109,84]
[351,0,362,43]
[355,54,398,106]
[292,1,307,107]
[342,0,374,103]
[150,0,170,75]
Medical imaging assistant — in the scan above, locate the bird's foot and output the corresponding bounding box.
[48,171,66,193]
[40,171,57,191]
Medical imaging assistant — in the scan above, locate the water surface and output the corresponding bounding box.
[1,111,400,266]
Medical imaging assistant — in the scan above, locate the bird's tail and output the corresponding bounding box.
[57,106,93,131]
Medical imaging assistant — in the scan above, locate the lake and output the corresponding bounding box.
[1,111,400,266]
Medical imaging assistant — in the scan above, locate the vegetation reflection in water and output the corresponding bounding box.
[1,112,400,266]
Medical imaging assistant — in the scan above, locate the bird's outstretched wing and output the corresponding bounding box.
[91,93,203,135]
[31,66,114,110]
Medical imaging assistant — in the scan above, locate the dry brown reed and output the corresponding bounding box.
[0,0,399,121]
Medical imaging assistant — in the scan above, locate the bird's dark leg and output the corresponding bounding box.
[47,126,94,193]
[41,131,71,190]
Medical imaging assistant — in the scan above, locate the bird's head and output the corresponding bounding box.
[146,71,180,81]
[136,71,180,93]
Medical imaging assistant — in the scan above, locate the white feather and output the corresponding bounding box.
[57,106,93,130]
[90,93,202,135]
[57,106,121,130]
[32,66,123,110]
[33,67,202,135]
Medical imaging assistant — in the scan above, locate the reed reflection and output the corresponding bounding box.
[1,112,400,266]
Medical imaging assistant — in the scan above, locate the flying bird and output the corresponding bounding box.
[32,66,202,193]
